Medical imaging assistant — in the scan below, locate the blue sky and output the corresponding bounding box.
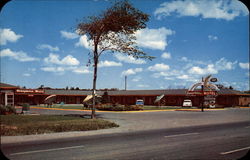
[0,0,249,91]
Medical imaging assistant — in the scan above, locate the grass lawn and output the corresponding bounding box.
[36,104,87,110]
[34,105,197,111]
[0,115,119,136]
[53,105,87,110]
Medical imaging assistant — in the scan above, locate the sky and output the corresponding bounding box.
[0,0,249,91]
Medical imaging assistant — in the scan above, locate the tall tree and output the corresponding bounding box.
[77,1,154,118]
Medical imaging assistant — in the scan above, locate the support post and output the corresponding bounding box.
[201,84,204,112]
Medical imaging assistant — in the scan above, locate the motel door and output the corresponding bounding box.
[5,92,14,106]
[76,97,81,104]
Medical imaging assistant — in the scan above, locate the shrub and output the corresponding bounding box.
[22,103,30,111]
[96,103,142,111]
[0,105,7,115]
[0,105,16,115]
[6,105,16,114]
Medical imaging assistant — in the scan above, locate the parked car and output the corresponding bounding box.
[183,99,192,107]
[136,99,144,106]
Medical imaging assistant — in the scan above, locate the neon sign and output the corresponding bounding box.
[16,89,44,94]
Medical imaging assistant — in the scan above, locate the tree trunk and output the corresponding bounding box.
[91,45,98,119]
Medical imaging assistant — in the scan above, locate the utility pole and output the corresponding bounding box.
[125,76,127,90]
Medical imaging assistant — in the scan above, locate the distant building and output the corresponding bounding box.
[0,83,19,106]
[1,82,249,107]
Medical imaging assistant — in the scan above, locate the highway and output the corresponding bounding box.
[2,121,250,160]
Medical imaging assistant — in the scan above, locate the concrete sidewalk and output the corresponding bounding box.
[1,108,249,144]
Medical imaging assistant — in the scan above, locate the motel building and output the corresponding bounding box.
[1,82,250,108]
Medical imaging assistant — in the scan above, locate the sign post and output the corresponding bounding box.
[201,84,204,112]
[187,75,219,112]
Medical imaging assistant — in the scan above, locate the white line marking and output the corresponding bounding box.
[164,132,199,138]
[10,145,85,156]
[221,146,250,155]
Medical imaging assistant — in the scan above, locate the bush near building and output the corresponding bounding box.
[96,103,142,111]
[0,105,16,115]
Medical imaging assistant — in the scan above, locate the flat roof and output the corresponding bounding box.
[44,88,248,96]
[1,82,248,96]
[0,82,19,89]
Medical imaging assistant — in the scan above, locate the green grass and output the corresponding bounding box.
[35,105,90,110]
[0,115,119,136]
[33,104,198,111]
[53,105,86,110]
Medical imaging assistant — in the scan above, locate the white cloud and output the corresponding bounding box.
[152,69,198,82]
[135,27,175,50]
[41,65,91,75]
[208,35,218,41]
[161,52,171,59]
[61,55,80,66]
[154,0,249,21]
[177,74,190,80]
[180,57,188,62]
[44,53,80,66]
[23,73,31,77]
[98,60,122,67]
[188,64,218,75]
[132,76,142,82]
[0,48,39,62]
[28,68,36,72]
[60,30,79,39]
[37,44,59,52]
[121,68,143,76]
[179,56,209,65]
[75,35,92,49]
[42,53,83,74]
[239,62,249,69]
[75,27,175,52]
[188,58,237,75]
[137,84,149,88]
[148,63,170,72]
[152,69,181,78]
[72,66,92,74]
[0,28,23,45]
[114,53,146,64]
[214,58,237,70]
[150,57,239,87]
[41,66,65,73]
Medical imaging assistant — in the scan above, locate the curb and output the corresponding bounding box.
[29,106,177,113]
[175,108,225,112]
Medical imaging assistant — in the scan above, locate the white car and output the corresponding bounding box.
[183,99,192,107]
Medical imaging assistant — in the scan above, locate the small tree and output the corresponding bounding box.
[77,1,154,118]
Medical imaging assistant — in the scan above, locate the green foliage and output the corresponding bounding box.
[244,90,250,94]
[97,103,142,111]
[102,91,110,104]
[0,115,119,136]
[22,103,30,111]
[0,105,16,115]
[77,0,154,62]
[0,105,6,115]
[77,0,154,118]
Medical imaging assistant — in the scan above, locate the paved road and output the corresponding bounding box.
[2,121,250,160]
[2,108,249,144]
